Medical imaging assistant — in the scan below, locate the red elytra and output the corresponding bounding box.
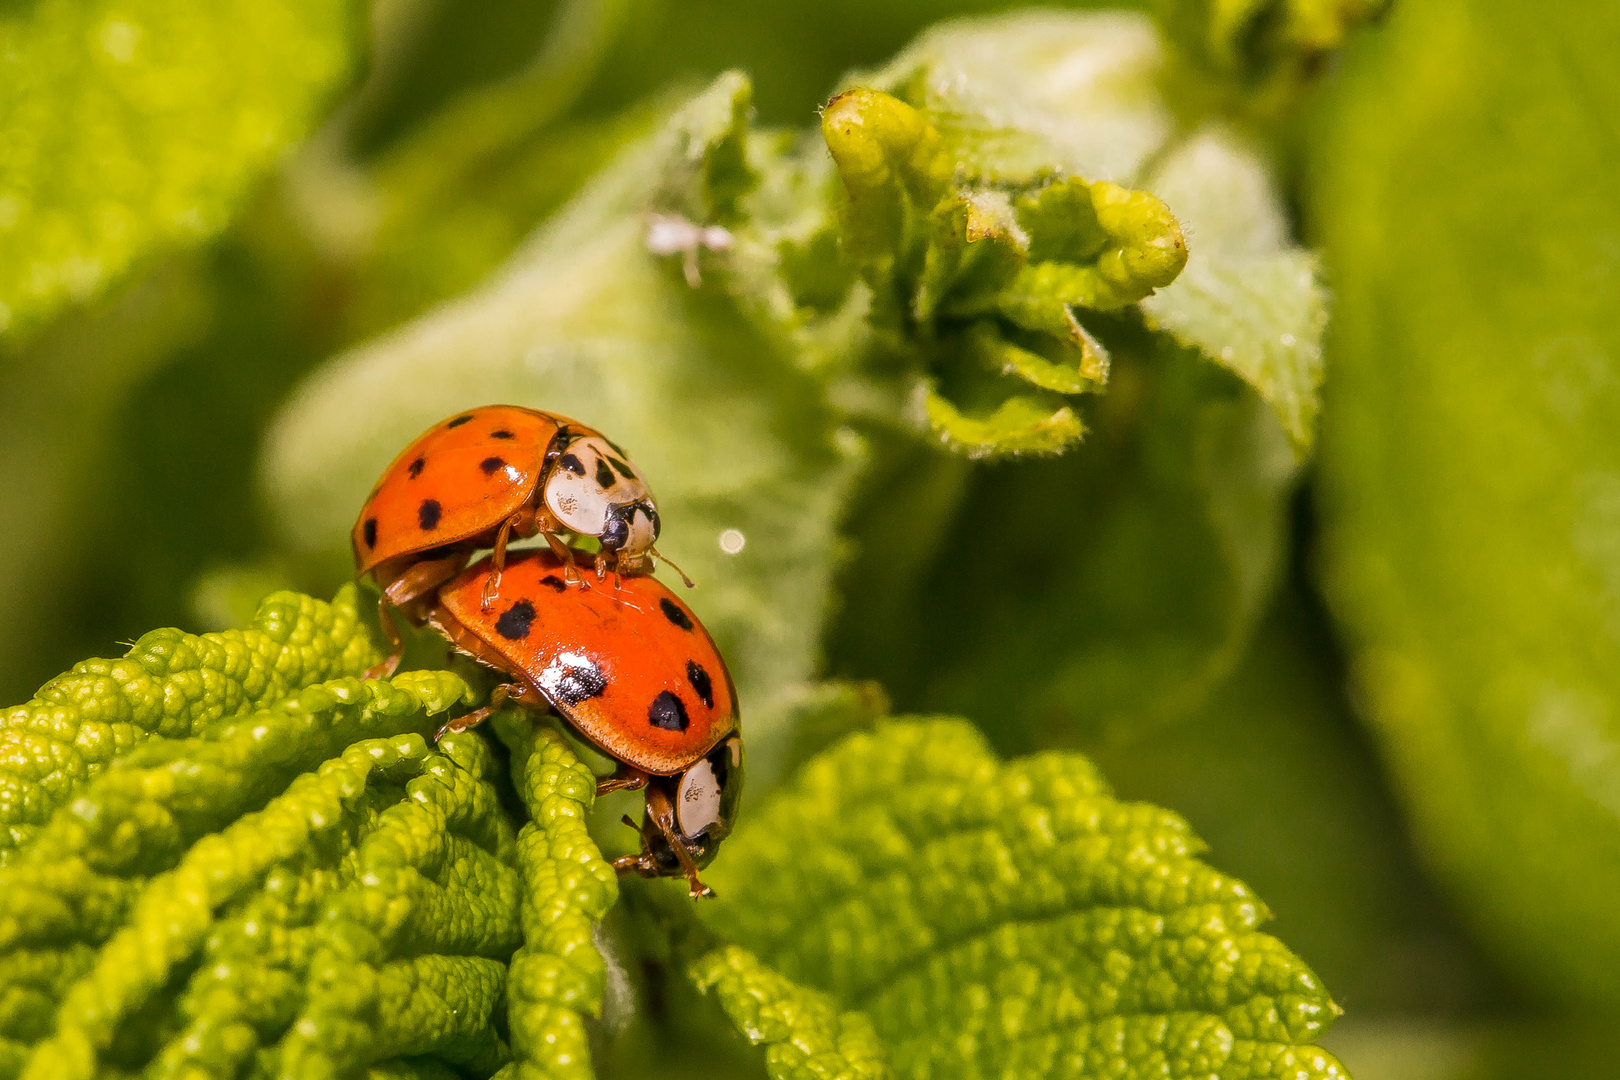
[352,405,564,582]
[430,548,738,776]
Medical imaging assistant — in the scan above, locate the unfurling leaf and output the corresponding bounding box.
[703,718,1346,1080]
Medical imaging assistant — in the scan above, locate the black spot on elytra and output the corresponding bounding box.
[495,599,536,640]
[686,660,714,708]
[447,415,474,428]
[544,658,607,705]
[659,597,693,631]
[607,456,637,481]
[418,499,442,530]
[362,518,378,548]
[490,429,515,440]
[408,456,425,478]
[480,456,506,476]
[558,453,585,476]
[648,691,689,731]
[540,575,567,592]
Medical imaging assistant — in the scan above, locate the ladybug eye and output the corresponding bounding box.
[600,512,630,550]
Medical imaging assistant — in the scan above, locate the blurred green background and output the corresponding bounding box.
[3,0,1617,1076]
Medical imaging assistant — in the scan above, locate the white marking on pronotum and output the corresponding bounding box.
[676,757,723,838]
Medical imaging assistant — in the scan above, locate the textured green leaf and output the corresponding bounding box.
[0,0,357,340]
[702,718,1344,1080]
[263,77,863,780]
[0,584,381,854]
[693,945,893,1080]
[1311,0,1620,1009]
[492,713,619,1080]
[1140,130,1327,455]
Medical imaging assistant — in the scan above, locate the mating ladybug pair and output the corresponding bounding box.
[351,406,740,897]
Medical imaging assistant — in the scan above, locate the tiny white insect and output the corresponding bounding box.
[645,214,733,287]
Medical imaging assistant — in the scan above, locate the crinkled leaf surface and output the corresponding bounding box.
[1311,0,1620,1010]
[701,718,1344,1080]
[693,945,893,1080]
[0,0,357,340]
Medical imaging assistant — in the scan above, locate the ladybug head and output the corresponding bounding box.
[641,734,744,874]
[543,434,659,557]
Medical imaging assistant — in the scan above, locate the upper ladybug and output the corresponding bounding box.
[429,547,742,896]
[350,405,667,675]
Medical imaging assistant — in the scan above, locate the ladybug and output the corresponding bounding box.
[429,547,742,897]
[352,405,680,676]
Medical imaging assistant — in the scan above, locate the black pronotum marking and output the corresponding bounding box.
[607,456,636,481]
[362,517,378,548]
[543,657,607,706]
[539,575,567,592]
[686,660,714,708]
[408,456,426,479]
[659,597,693,631]
[594,457,616,489]
[490,429,515,440]
[418,499,442,530]
[447,415,474,428]
[495,599,536,640]
[480,456,506,475]
[558,453,586,476]
[648,690,689,732]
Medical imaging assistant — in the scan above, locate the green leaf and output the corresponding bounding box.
[1139,130,1327,456]
[920,386,1085,459]
[702,718,1345,1080]
[0,584,381,854]
[692,945,893,1080]
[490,714,618,1080]
[1311,0,1620,1009]
[263,77,864,781]
[0,0,358,341]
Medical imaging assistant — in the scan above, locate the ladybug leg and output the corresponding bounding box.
[480,517,517,611]
[594,764,650,798]
[434,681,545,741]
[541,530,588,588]
[645,783,716,899]
[366,552,470,679]
[364,597,405,680]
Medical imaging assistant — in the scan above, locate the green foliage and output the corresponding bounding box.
[1309,0,1620,1011]
[692,946,893,1080]
[0,0,359,342]
[0,585,380,853]
[701,718,1344,1080]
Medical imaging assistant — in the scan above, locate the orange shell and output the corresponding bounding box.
[433,549,739,775]
[352,406,573,577]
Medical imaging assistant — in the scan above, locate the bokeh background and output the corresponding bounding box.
[3,1,1616,1076]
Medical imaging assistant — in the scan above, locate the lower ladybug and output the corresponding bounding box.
[430,547,741,897]
[351,405,687,678]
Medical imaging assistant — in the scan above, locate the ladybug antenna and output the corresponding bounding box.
[651,547,696,589]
